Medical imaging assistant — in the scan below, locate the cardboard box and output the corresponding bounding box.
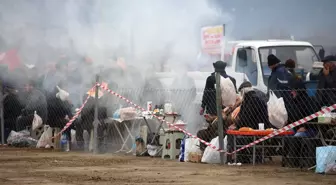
[188,152,202,163]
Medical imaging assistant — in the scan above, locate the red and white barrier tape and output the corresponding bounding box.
[96,83,222,152]
[230,104,336,154]
[50,86,95,139]
[97,83,336,155]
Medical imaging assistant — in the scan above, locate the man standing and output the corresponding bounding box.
[267,54,292,98]
[200,61,237,117]
[16,80,47,131]
[317,55,336,107]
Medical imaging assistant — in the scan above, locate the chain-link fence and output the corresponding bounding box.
[1,75,336,171]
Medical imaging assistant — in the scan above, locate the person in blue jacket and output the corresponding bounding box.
[267,54,292,99]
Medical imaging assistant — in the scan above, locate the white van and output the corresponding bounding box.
[156,40,321,102]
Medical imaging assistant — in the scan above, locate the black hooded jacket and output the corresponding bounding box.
[317,67,336,106]
[236,90,273,129]
[201,71,237,115]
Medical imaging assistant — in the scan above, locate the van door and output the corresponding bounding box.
[232,47,258,89]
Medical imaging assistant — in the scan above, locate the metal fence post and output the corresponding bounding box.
[215,71,225,165]
[93,74,100,154]
[0,80,4,145]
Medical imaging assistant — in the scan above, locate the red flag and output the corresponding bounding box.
[0,49,21,71]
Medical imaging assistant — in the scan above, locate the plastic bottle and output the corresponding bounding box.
[60,133,69,152]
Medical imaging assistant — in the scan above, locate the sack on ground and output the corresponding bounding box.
[267,91,288,128]
[201,136,227,164]
[220,77,236,107]
[184,138,201,162]
[32,111,43,131]
[36,125,53,148]
[316,146,336,174]
[7,130,37,147]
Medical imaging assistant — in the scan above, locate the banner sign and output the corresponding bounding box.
[201,25,225,55]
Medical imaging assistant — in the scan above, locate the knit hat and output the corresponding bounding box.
[285,59,296,69]
[267,54,281,66]
[322,55,336,63]
[238,81,252,92]
[212,61,227,72]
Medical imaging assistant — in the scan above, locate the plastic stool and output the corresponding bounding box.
[162,130,184,160]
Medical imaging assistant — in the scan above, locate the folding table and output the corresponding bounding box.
[227,130,294,165]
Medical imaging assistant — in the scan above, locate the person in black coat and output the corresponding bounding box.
[3,83,23,142]
[200,61,237,116]
[236,82,273,129]
[46,84,73,141]
[75,91,108,150]
[16,80,48,131]
[317,55,336,107]
[267,54,292,95]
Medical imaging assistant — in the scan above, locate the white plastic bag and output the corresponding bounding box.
[32,111,43,131]
[36,125,53,148]
[7,130,37,147]
[201,136,227,164]
[184,138,201,162]
[267,91,288,128]
[316,146,336,173]
[220,77,236,107]
[56,86,70,101]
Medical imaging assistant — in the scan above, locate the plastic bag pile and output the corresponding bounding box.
[7,130,38,147]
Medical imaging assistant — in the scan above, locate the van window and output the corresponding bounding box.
[235,48,258,85]
[259,46,318,77]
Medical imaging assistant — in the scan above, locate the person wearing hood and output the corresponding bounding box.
[200,61,237,117]
[235,81,273,130]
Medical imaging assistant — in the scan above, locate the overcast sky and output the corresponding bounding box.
[212,0,336,40]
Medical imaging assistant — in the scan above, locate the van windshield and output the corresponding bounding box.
[258,46,319,76]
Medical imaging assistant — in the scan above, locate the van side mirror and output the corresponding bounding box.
[318,48,325,60]
[237,49,247,67]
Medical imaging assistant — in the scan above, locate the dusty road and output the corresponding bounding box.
[0,149,334,185]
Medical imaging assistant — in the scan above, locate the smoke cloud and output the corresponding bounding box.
[0,0,233,71]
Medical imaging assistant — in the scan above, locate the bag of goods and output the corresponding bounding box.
[201,136,227,164]
[220,77,236,107]
[7,130,38,147]
[120,107,138,121]
[32,111,43,131]
[267,91,288,128]
[56,86,70,101]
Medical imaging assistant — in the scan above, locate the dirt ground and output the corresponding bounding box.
[0,149,335,185]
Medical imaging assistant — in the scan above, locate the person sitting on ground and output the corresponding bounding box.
[232,82,273,130]
[196,95,241,152]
